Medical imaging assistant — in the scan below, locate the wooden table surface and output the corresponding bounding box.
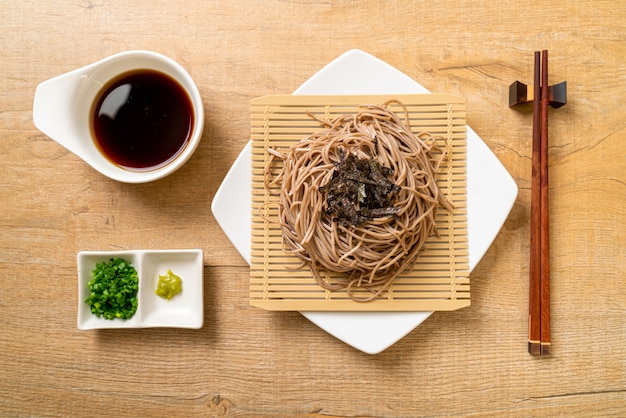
[1,1,624,416]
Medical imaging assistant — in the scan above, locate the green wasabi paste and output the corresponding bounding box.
[155,269,183,301]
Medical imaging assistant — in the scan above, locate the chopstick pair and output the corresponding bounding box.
[509,51,566,356]
[530,50,550,355]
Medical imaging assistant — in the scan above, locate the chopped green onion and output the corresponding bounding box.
[85,257,139,320]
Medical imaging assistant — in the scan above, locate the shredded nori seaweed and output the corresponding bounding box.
[321,150,400,226]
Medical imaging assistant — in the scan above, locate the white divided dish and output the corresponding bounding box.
[77,249,204,330]
[211,49,518,354]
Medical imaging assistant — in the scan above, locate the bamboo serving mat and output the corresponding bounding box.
[250,94,469,311]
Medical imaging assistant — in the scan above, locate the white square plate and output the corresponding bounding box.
[211,49,518,353]
[77,249,204,329]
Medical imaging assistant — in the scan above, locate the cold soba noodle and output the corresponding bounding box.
[264,101,453,301]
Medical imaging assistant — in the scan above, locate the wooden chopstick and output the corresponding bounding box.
[528,50,551,355]
[528,51,542,355]
[539,50,551,355]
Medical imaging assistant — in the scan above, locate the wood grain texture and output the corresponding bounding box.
[1,0,625,416]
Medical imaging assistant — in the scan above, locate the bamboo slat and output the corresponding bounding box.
[250,94,469,311]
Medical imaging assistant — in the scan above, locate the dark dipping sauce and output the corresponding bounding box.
[91,69,194,171]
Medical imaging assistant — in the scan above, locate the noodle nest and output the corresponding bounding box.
[265,101,453,301]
